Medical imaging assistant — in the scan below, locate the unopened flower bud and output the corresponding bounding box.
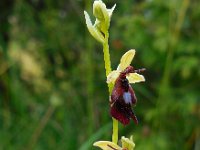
[93,0,108,21]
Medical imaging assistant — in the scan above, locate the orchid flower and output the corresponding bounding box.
[107,49,145,84]
[94,136,135,150]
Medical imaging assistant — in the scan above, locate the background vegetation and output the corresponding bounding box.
[0,0,199,149]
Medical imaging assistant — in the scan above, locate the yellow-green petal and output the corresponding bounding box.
[93,141,122,150]
[121,136,135,150]
[126,73,145,84]
[108,4,116,18]
[84,11,105,43]
[93,0,108,21]
[117,49,135,71]
[107,70,120,84]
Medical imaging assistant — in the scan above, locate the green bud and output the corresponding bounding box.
[93,0,108,21]
[121,136,135,150]
[93,0,116,33]
[84,11,105,43]
[84,0,116,42]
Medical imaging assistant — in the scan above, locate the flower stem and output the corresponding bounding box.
[103,33,111,76]
[112,118,118,144]
[103,32,112,93]
[103,31,118,144]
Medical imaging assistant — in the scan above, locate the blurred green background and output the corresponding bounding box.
[0,0,200,149]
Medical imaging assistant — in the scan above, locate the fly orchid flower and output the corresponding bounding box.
[94,136,135,150]
[107,49,145,125]
[107,49,145,84]
[84,0,116,43]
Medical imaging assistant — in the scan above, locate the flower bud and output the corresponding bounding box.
[121,136,135,150]
[93,0,108,21]
[84,11,105,43]
[84,0,116,43]
[93,0,116,33]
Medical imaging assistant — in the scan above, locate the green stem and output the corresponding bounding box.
[103,31,118,144]
[103,32,111,76]
[112,118,118,144]
[103,32,112,93]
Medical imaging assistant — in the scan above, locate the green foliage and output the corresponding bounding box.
[0,0,199,149]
